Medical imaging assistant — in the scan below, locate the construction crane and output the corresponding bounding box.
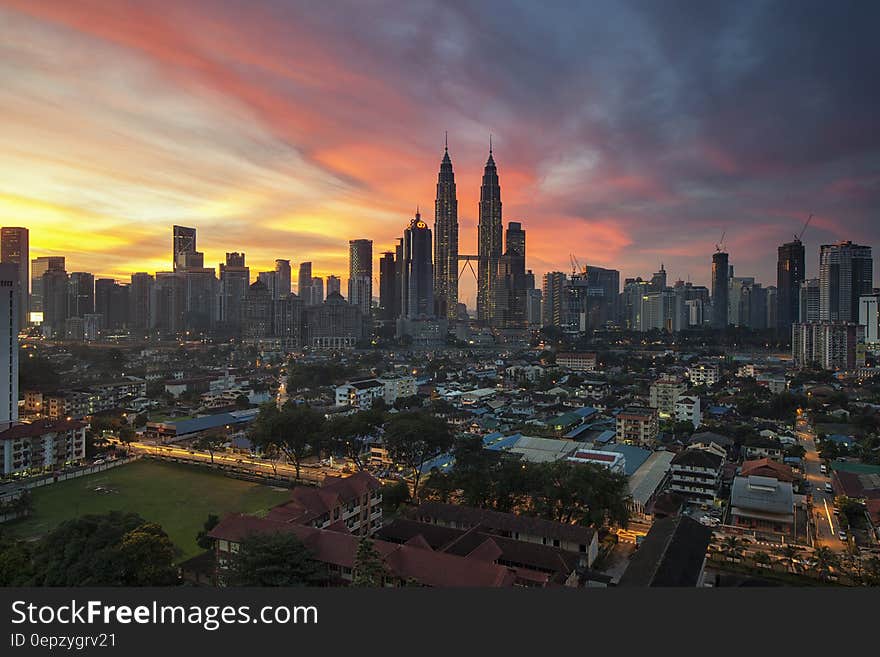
[796,213,813,242]
[715,230,726,253]
[569,254,583,276]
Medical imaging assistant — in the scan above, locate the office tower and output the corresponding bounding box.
[860,294,879,344]
[219,253,249,333]
[298,262,312,296]
[765,286,778,330]
[497,222,528,328]
[129,273,154,331]
[565,265,620,331]
[305,293,365,349]
[42,269,69,338]
[1,227,28,329]
[819,241,873,322]
[274,259,291,298]
[348,239,372,316]
[95,278,129,331]
[172,225,203,271]
[242,280,274,340]
[181,267,218,332]
[273,294,304,346]
[258,271,277,299]
[306,277,324,306]
[0,264,19,428]
[401,212,434,318]
[151,272,185,334]
[433,140,459,320]
[650,264,667,293]
[727,276,755,327]
[379,251,397,321]
[326,275,341,298]
[541,271,567,328]
[30,256,64,315]
[477,144,503,324]
[777,239,805,335]
[799,278,820,323]
[67,272,95,318]
[526,288,542,328]
[711,251,729,329]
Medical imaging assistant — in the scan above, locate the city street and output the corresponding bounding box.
[796,410,844,552]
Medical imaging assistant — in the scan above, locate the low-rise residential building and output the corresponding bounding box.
[566,448,626,474]
[669,448,724,505]
[616,406,659,446]
[618,515,712,587]
[686,362,720,387]
[675,395,701,428]
[334,376,417,409]
[649,375,687,417]
[0,418,88,475]
[556,352,597,372]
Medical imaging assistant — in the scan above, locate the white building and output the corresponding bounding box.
[686,362,720,387]
[860,294,879,345]
[675,395,701,428]
[555,352,597,371]
[335,376,416,410]
[0,418,87,475]
[649,375,687,417]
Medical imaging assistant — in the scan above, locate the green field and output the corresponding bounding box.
[7,460,290,561]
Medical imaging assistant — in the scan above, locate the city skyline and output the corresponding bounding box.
[2,1,880,305]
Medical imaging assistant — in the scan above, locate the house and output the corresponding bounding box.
[829,462,880,501]
[413,502,599,560]
[669,449,724,505]
[0,418,88,475]
[334,375,416,410]
[616,406,659,446]
[740,458,795,483]
[729,475,795,538]
[742,436,784,462]
[675,395,702,428]
[617,515,712,587]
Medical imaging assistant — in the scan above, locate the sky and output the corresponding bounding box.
[1,0,879,309]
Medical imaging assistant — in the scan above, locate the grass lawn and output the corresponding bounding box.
[7,460,290,562]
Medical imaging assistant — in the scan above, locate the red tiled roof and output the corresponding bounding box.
[741,458,795,483]
[0,418,87,441]
[266,471,381,525]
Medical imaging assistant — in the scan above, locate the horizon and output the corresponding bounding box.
[2,0,880,308]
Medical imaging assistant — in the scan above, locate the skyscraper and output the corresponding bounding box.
[274,259,291,298]
[42,268,69,338]
[777,239,805,335]
[379,251,397,322]
[799,278,820,323]
[497,222,527,328]
[819,241,873,322]
[30,256,64,315]
[298,262,312,296]
[401,212,434,318]
[348,239,372,317]
[711,251,729,329]
[67,272,95,318]
[129,273,154,331]
[219,253,250,333]
[95,278,129,331]
[326,275,341,298]
[0,263,19,428]
[477,144,503,324]
[541,271,567,328]
[433,139,458,320]
[1,227,28,329]
[172,225,202,271]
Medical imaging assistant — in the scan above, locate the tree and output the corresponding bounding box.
[226,532,327,586]
[752,551,772,569]
[327,408,385,470]
[776,544,799,573]
[812,546,838,581]
[0,531,34,586]
[383,412,453,502]
[381,480,411,512]
[249,403,325,479]
[531,460,631,528]
[352,537,387,587]
[196,514,220,550]
[193,429,228,465]
[720,536,743,561]
[234,394,251,410]
[29,512,178,586]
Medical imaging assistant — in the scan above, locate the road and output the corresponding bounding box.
[796,409,844,551]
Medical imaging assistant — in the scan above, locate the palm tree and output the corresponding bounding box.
[752,551,772,569]
[722,536,743,561]
[776,544,799,573]
[812,547,838,581]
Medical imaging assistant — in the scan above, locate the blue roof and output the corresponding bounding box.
[592,430,616,445]
[605,444,652,476]
[564,424,593,439]
[708,406,732,415]
[825,433,853,444]
[484,433,522,451]
[419,452,455,475]
[572,406,599,419]
[171,412,254,436]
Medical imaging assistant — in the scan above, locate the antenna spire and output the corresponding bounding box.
[444,131,448,152]
[489,133,493,155]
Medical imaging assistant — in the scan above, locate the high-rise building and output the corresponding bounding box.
[67,272,95,318]
[258,271,277,299]
[858,294,879,345]
[242,280,273,340]
[298,262,312,296]
[777,239,805,335]
[400,212,434,319]
[348,239,372,317]
[541,272,567,328]
[564,266,619,331]
[129,273,154,331]
[477,145,503,324]
[799,278,820,323]
[306,278,324,306]
[0,263,20,428]
[274,259,291,298]
[30,256,64,316]
[379,251,397,322]
[273,294,304,346]
[326,275,341,298]
[151,272,185,335]
[433,140,459,320]
[1,227,28,329]
[496,221,528,329]
[650,264,667,293]
[182,267,218,332]
[42,269,69,338]
[172,225,203,271]
[792,321,864,370]
[819,241,873,323]
[305,292,365,349]
[219,252,249,333]
[711,251,729,329]
[94,279,129,331]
